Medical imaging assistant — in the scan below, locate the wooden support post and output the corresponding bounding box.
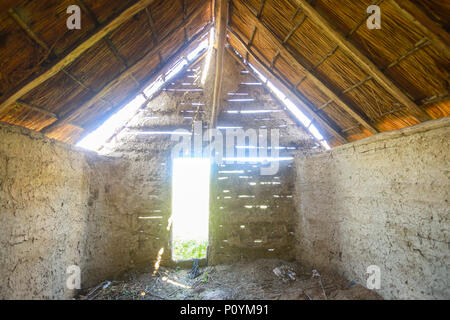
[210,0,229,128]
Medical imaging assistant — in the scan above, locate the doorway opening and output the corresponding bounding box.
[171,158,210,261]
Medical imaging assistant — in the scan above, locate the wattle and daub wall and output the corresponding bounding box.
[0,123,123,299]
[293,117,450,299]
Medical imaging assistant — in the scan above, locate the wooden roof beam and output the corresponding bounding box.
[76,0,99,27]
[228,28,348,144]
[144,8,164,64]
[42,14,212,135]
[77,28,210,144]
[76,0,140,86]
[103,37,140,87]
[210,0,229,128]
[389,0,450,61]
[182,0,187,19]
[16,100,58,119]
[8,4,116,114]
[347,0,385,37]
[283,14,306,44]
[8,7,50,52]
[235,0,378,134]
[0,0,157,114]
[257,0,267,18]
[293,0,431,122]
[270,50,280,69]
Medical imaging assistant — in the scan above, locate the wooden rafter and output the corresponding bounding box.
[60,69,115,108]
[16,100,58,119]
[210,0,229,128]
[228,28,348,144]
[226,46,326,146]
[8,4,115,113]
[270,50,280,69]
[76,0,99,27]
[77,25,211,144]
[257,0,267,18]
[248,26,257,46]
[8,7,50,52]
[41,8,211,134]
[389,0,450,61]
[420,94,450,107]
[304,0,382,91]
[144,8,164,63]
[283,13,306,44]
[76,0,140,86]
[0,0,157,114]
[293,0,431,122]
[144,8,158,43]
[245,26,257,62]
[103,37,141,86]
[235,0,378,134]
[347,0,385,37]
[182,0,187,18]
[181,0,188,45]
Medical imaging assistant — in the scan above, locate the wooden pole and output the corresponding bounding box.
[210,0,229,128]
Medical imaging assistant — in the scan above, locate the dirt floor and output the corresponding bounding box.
[78,259,382,300]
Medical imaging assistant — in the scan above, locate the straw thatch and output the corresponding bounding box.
[227,0,449,145]
[0,0,212,142]
[0,0,448,145]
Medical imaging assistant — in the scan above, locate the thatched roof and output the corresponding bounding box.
[0,0,448,146]
[0,0,212,143]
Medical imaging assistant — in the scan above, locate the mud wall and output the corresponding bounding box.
[209,162,297,264]
[0,123,90,299]
[96,61,217,269]
[293,117,450,299]
[0,122,142,299]
[98,50,311,267]
[208,51,315,264]
[100,134,177,270]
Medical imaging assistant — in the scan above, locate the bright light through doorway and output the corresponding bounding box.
[171,158,210,261]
